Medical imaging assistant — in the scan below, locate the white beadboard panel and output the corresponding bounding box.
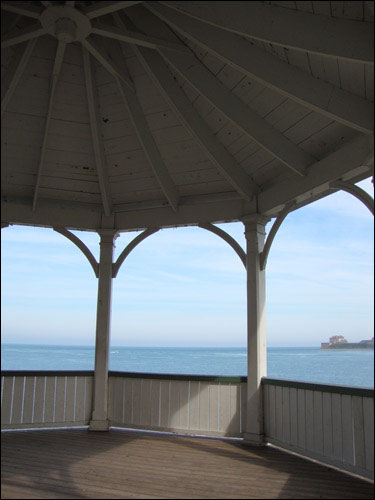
[263,381,374,479]
[108,375,243,437]
[1,375,93,429]
[338,59,366,98]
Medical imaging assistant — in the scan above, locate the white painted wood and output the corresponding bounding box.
[259,134,373,215]
[243,216,268,445]
[162,1,374,63]
[32,39,66,211]
[82,38,134,92]
[90,230,117,431]
[260,201,295,270]
[83,1,144,19]
[198,223,246,267]
[289,387,298,447]
[102,34,180,211]
[92,22,189,53]
[330,180,374,215]
[322,392,333,457]
[158,48,313,176]
[313,390,324,455]
[53,226,99,277]
[149,3,373,134]
[1,2,43,19]
[352,396,366,469]
[262,382,374,479]
[363,397,374,472]
[1,24,46,49]
[82,46,113,216]
[134,47,257,200]
[1,39,37,118]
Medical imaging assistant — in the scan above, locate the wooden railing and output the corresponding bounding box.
[262,378,374,480]
[109,372,246,437]
[2,371,373,480]
[1,371,94,429]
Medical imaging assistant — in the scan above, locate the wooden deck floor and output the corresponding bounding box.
[1,429,374,499]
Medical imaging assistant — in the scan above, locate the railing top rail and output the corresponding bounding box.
[262,377,374,398]
[109,371,247,383]
[0,370,247,383]
[1,370,95,377]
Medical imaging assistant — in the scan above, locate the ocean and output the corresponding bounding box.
[1,344,373,388]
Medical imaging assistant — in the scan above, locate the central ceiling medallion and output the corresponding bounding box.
[40,5,92,43]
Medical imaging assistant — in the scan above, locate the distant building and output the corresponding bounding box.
[329,335,348,344]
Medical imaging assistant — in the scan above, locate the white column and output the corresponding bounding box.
[243,215,269,445]
[89,229,118,431]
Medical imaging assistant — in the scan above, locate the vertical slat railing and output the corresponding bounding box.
[262,378,374,480]
[1,371,94,429]
[108,372,246,437]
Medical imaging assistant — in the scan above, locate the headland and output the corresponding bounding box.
[320,335,374,350]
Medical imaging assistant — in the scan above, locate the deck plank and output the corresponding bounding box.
[1,429,373,499]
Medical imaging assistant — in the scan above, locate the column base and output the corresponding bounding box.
[89,419,110,431]
[243,432,265,446]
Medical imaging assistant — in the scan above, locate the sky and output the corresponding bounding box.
[1,178,373,348]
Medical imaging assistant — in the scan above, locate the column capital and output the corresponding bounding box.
[242,214,270,238]
[97,229,119,246]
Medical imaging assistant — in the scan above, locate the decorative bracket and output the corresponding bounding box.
[53,226,99,277]
[259,201,296,271]
[198,223,246,268]
[112,227,160,278]
[330,180,374,215]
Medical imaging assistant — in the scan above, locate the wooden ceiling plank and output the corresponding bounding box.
[102,33,179,210]
[160,1,374,64]
[82,38,134,92]
[91,22,189,53]
[32,40,66,211]
[83,1,144,19]
[1,24,46,49]
[82,46,113,216]
[128,6,313,176]
[134,46,258,201]
[1,2,43,19]
[1,39,37,118]
[259,134,373,214]
[148,3,374,134]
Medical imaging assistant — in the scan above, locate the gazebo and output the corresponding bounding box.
[1,1,374,497]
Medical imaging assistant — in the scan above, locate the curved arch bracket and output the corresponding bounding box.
[53,226,99,277]
[330,180,374,215]
[112,227,160,278]
[259,201,296,271]
[198,223,246,268]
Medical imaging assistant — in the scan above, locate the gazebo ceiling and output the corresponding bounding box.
[1,1,374,231]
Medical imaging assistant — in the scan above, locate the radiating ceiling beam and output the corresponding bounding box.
[160,1,374,64]
[101,35,179,211]
[134,46,258,201]
[83,1,144,19]
[149,2,374,134]
[127,7,313,176]
[82,38,134,92]
[82,46,112,216]
[91,22,189,53]
[32,40,66,211]
[1,38,37,118]
[1,2,43,19]
[258,134,372,214]
[1,24,46,48]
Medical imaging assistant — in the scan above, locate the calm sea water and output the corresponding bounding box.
[1,344,373,388]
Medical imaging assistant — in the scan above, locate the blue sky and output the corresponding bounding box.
[1,178,373,347]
